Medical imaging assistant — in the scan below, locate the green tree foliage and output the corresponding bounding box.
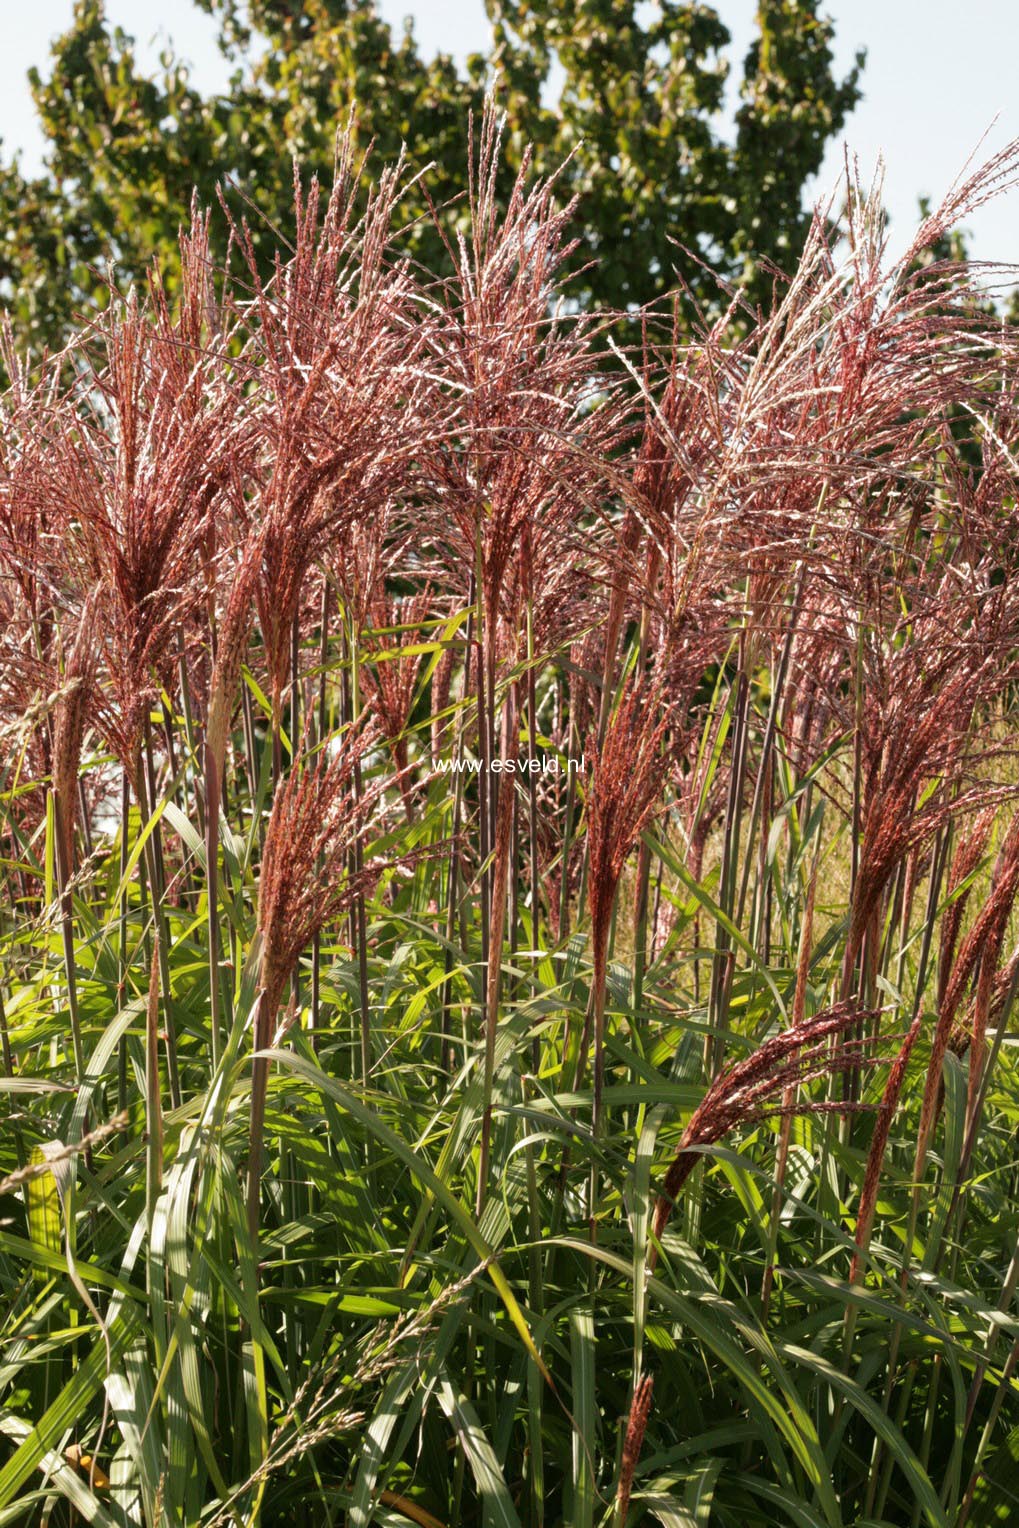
[0,0,863,350]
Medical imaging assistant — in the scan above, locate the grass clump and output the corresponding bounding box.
[2,110,1019,1528]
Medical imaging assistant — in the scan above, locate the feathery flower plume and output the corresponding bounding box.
[615,1371,654,1527]
[229,137,431,726]
[247,720,398,1238]
[938,807,998,1010]
[43,268,239,774]
[205,532,265,794]
[585,677,673,1130]
[51,601,99,877]
[420,105,617,636]
[651,1001,874,1260]
[255,723,390,1019]
[621,1003,873,1526]
[916,810,1019,1175]
[363,590,433,818]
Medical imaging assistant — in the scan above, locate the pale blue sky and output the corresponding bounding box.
[1,1,1016,269]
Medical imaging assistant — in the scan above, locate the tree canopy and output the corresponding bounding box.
[0,0,863,349]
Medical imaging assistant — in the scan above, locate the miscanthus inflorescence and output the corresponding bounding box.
[2,102,1019,1525]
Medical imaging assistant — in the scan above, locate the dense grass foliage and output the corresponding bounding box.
[3,114,1019,1527]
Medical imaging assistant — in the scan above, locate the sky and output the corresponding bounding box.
[0,0,1016,271]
